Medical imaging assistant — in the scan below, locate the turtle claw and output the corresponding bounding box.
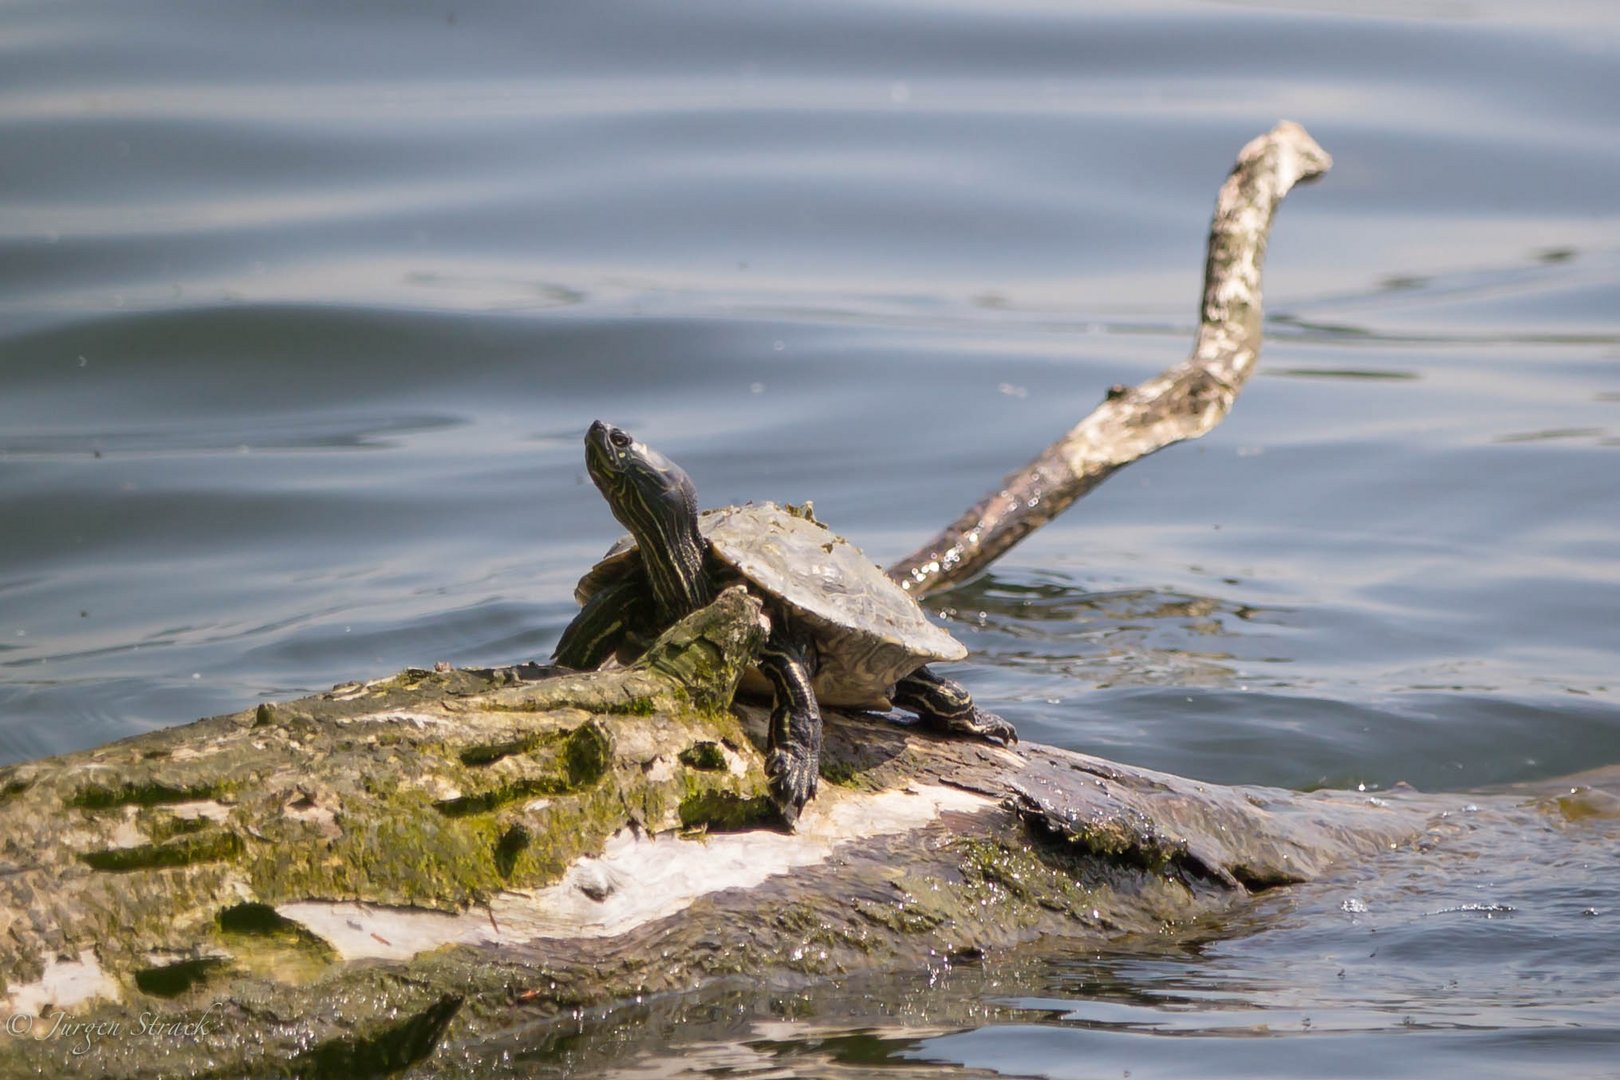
[767,748,819,827]
[976,708,1019,745]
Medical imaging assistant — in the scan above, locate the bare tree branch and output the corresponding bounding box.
[889,121,1332,596]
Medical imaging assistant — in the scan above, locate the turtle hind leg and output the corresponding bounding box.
[894,666,1017,745]
[758,624,822,827]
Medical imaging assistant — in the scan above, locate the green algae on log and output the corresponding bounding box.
[0,579,1491,1079]
[0,586,768,1077]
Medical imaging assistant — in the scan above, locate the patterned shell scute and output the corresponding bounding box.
[705,503,966,705]
[712,502,962,638]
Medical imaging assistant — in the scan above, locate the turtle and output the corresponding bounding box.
[553,420,1016,823]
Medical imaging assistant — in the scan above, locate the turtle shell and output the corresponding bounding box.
[574,502,966,708]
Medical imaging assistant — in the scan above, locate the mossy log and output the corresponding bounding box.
[0,585,1556,1078]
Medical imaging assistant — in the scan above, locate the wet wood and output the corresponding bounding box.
[889,121,1333,596]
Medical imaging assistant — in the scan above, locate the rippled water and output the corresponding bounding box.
[3,0,1618,1075]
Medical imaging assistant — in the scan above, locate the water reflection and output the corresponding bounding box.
[0,412,463,458]
[1274,245,1620,346]
[1269,365,1419,381]
[1493,426,1609,445]
[932,571,1274,690]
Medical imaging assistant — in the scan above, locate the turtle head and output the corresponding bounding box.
[584,421,700,533]
[583,420,711,618]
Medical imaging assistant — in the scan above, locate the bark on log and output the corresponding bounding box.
[0,587,1562,1078]
[889,120,1332,596]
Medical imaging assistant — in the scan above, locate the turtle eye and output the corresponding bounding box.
[608,430,632,449]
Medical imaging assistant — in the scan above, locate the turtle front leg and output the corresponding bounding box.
[553,577,650,670]
[894,666,1017,745]
[758,624,822,826]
